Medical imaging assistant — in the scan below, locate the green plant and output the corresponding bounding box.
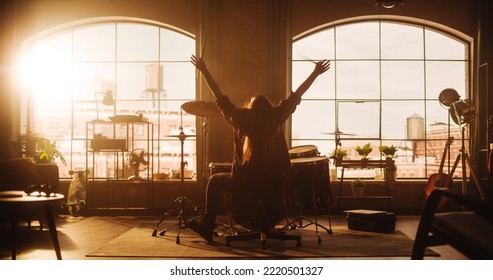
[330,148,348,160]
[11,132,66,165]
[351,178,366,197]
[379,145,398,158]
[351,178,366,188]
[355,143,372,158]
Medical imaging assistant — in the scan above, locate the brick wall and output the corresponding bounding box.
[221,0,270,103]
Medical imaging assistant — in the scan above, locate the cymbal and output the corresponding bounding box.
[181,101,222,118]
[164,134,196,139]
[321,131,357,136]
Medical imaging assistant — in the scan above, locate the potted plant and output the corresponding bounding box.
[12,132,66,165]
[330,148,348,166]
[379,145,398,182]
[379,145,398,159]
[351,178,365,197]
[355,143,372,159]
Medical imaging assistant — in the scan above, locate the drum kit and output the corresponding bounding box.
[152,99,337,243]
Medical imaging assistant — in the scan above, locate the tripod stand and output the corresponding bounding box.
[151,125,198,244]
[445,125,485,200]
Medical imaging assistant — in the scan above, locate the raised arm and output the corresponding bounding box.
[191,55,224,100]
[292,59,331,98]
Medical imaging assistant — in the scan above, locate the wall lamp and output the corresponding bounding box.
[94,90,114,121]
[375,0,403,9]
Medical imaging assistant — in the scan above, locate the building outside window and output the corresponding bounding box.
[291,20,470,179]
[19,20,196,179]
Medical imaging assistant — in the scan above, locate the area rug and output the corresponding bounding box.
[86,222,439,259]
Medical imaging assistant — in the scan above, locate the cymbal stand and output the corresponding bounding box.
[152,116,198,244]
[203,117,210,184]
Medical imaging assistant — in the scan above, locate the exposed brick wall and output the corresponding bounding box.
[221,0,270,104]
[207,0,273,163]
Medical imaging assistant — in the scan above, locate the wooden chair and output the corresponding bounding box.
[412,188,493,259]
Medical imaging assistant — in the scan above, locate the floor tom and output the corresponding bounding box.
[288,156,332,212]
[288,145,319,159]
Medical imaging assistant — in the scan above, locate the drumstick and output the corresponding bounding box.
[297,52,318,64]
[200,32,208,59]
[196,32,208,78]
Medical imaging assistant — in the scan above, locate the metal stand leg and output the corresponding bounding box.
[152,127,198,243]
[283,164,333,242]
[446,127,485,200]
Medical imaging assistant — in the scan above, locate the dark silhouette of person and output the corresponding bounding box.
[189,55,330,241]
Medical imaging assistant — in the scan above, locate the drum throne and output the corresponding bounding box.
[225,174,301,249]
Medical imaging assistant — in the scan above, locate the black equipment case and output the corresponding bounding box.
[344,209,396,233]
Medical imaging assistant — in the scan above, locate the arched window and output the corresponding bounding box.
[292,20,470,179]
[20,19,196,178]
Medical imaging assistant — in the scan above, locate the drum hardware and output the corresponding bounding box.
[283,156,333,243]
[181,101,222,119]
[181,100,222,183]
[152,109,199,244]
[322,127,356,163]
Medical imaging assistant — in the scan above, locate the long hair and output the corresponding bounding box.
[241,94,279,168]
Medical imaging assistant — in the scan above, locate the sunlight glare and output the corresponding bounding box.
[20,40,72,101]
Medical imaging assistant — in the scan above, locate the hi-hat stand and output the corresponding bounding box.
[152,122,198,244]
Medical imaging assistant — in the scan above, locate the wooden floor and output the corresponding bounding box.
[0,213,467,260]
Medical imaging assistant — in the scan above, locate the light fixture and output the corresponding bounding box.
[94,90,114,121]
[437,88,484,200]
[375,0,403,9]
[438,88,475,126]
[450,99,475,126]
[438,88,461,109]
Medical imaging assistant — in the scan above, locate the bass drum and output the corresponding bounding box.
[230,174,286,231]
[288,156,332,213]
[288,145,319,159]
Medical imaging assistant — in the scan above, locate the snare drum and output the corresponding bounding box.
[288,145,319,159]
[288,156,331,212]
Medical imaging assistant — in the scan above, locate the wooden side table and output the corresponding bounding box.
[335,159,393,211]
[0,191,64,260]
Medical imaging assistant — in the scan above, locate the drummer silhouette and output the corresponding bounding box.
[188,55,330,241]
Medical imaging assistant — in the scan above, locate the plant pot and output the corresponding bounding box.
[387,169,397,182]
[330,168,337,180]
[351,186,365,197]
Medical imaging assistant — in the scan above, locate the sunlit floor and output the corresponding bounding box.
[0,214,467,260]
